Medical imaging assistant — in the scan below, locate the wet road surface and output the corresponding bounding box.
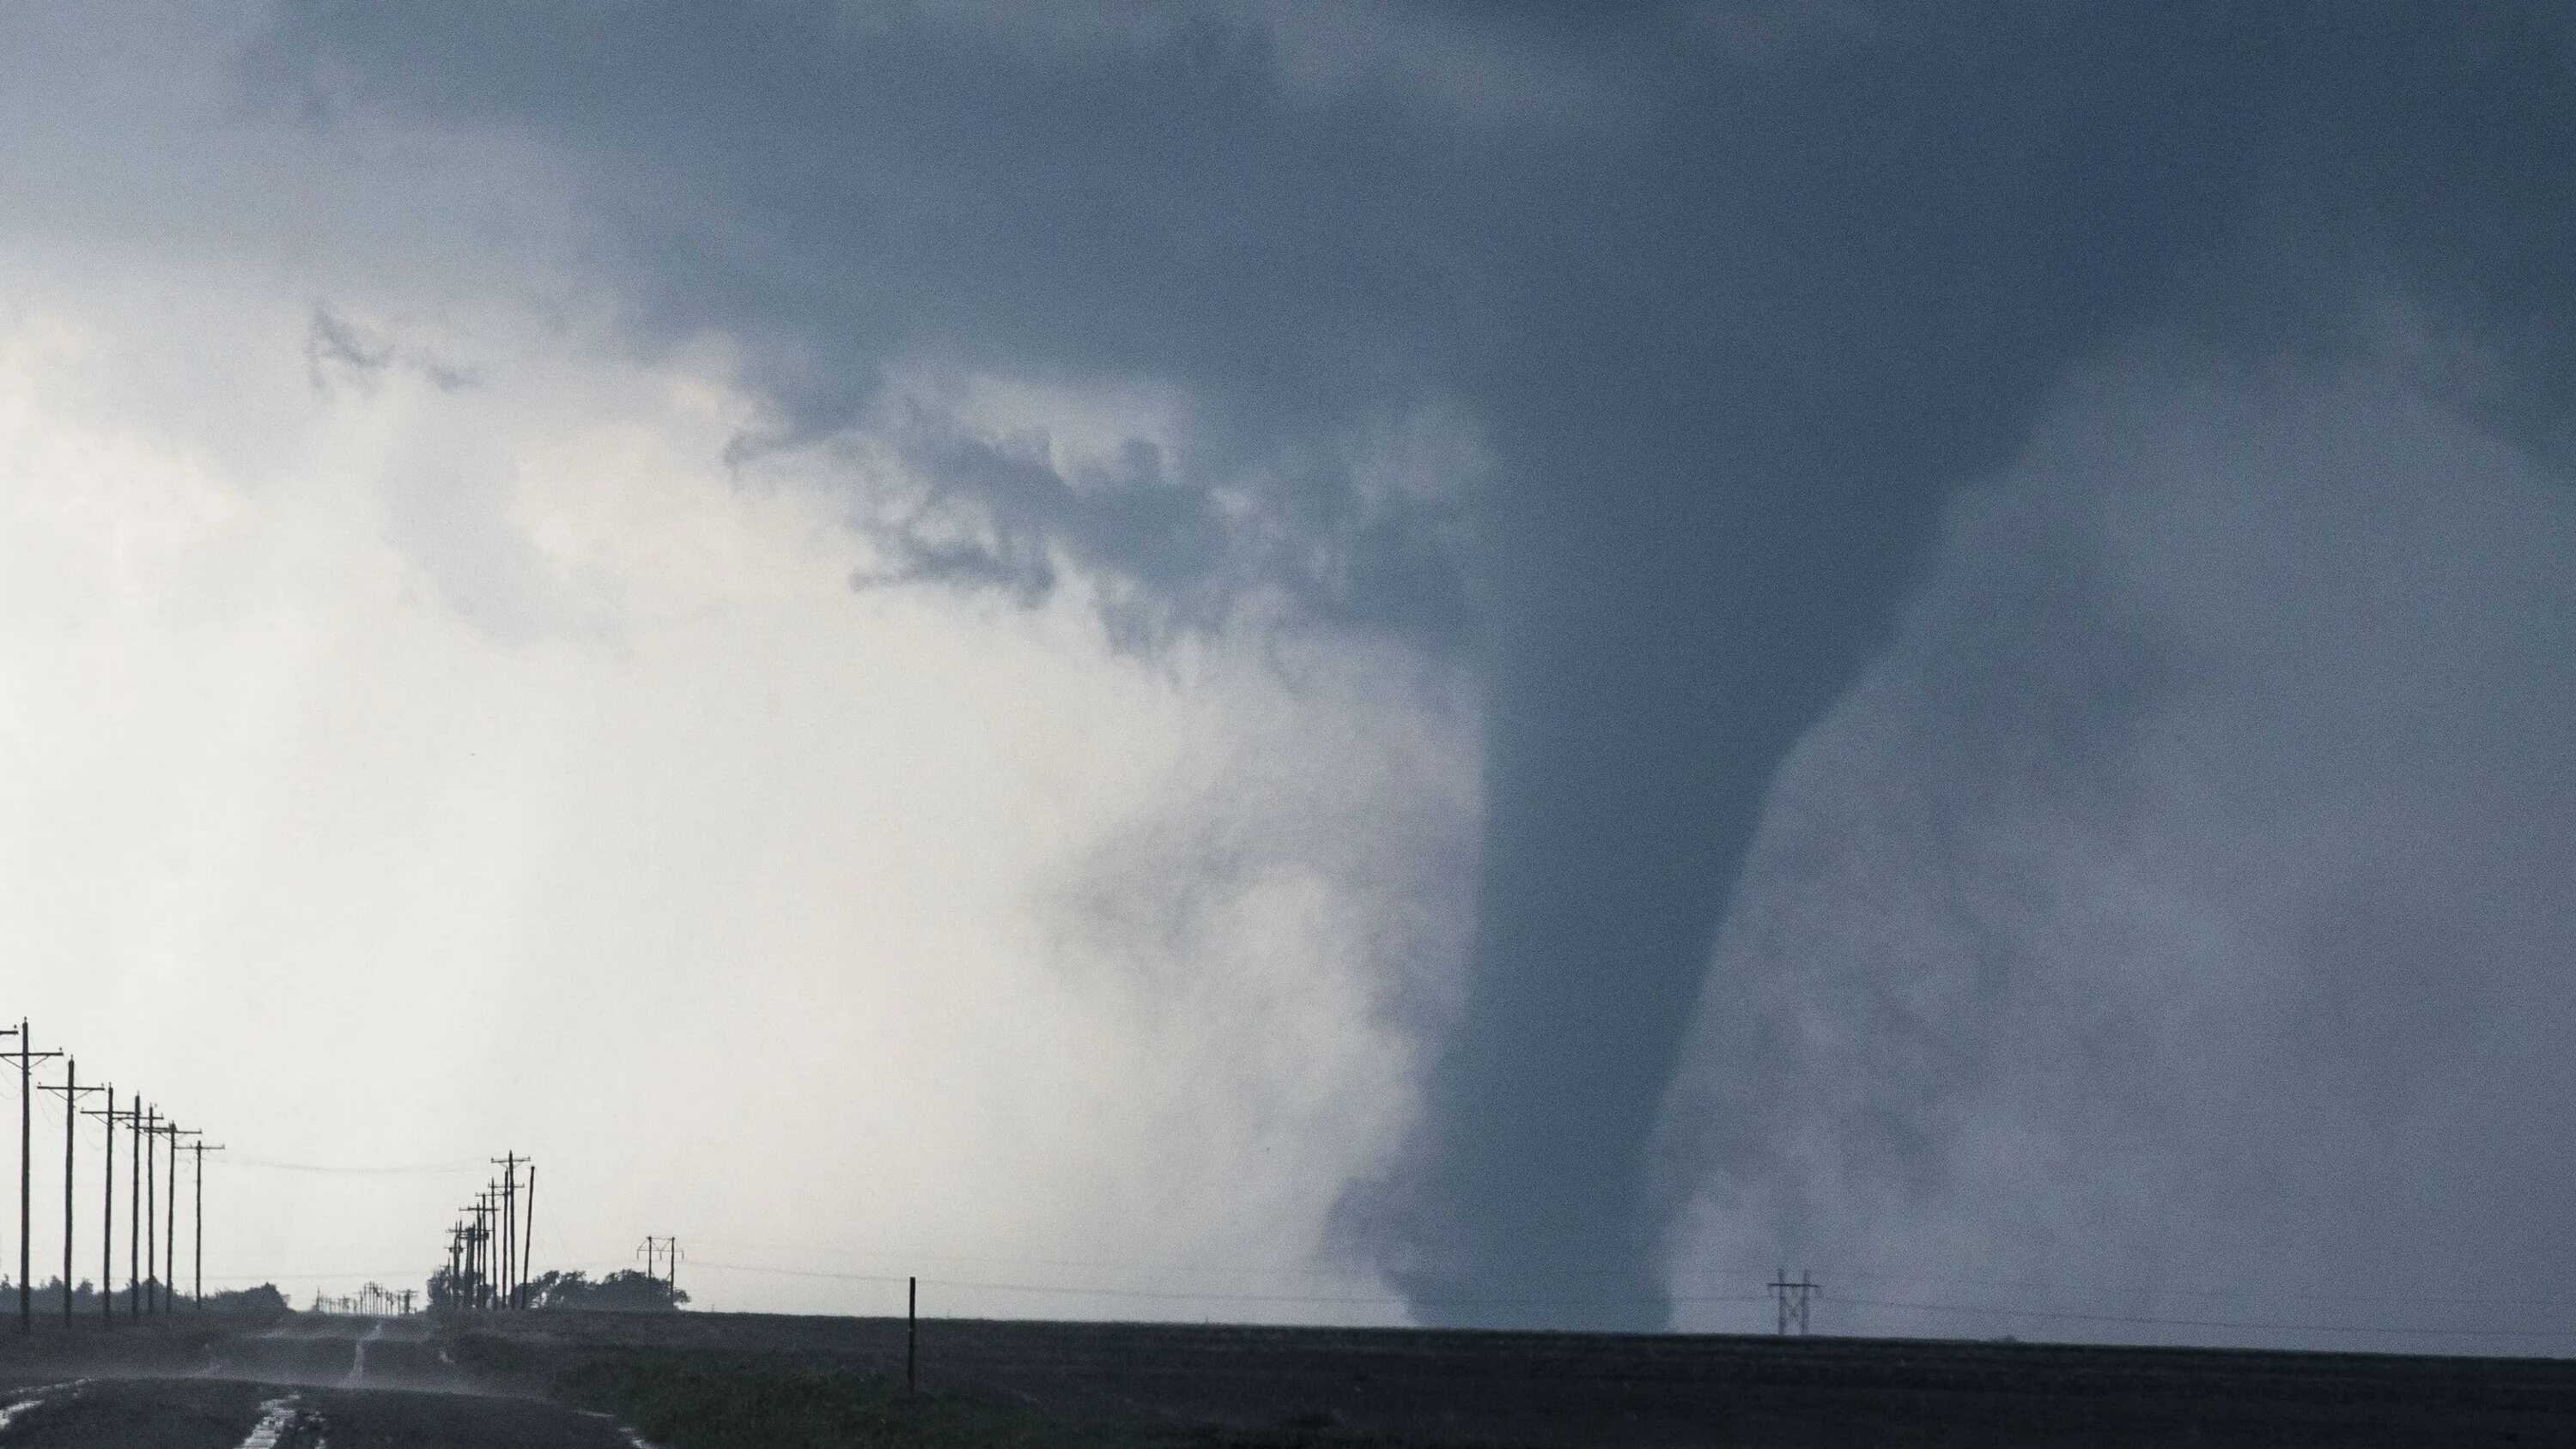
[0,1320,648,1449]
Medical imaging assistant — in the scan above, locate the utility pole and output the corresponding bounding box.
[518,1165,537,1309]
[125,1102,141,1319]
[2,1022,62,1333]
[38,1062,100,1325]
[141,1105,156,1313]
[188,1141,221,1309]
[162,1123,188,1313]
[639,1234,683,1303]
[491,1155,518,1312]
[471,1194,494,1310]
[82,1087,113,1327]
[1769,1270,1820,1336]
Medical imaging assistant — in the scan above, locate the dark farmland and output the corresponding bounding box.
[452,1311,2576,1446]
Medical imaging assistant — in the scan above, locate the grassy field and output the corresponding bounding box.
[447,1330,1438,1449]
[430,1310,2576,1448]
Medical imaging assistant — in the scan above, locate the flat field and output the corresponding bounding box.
[447,1310,2576,1447]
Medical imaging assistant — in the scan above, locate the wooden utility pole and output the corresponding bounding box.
[491,1155,519,1311]
[162,1123,190,1313]
[162,1122,189,1318]
[141,1105,156,1313]
[471,1194,494,1310]
[518,1165,537,1309]
[2,1022,63,1333]
[190,1142,222,1310]
[38,1061,101,1325]
[82,1087,113,1327]
[125,1103,142,1319]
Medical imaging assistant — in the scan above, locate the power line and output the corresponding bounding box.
[215,1157,478,1175]
[686,1259,1771,1308]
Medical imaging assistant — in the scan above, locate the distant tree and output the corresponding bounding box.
[204,1282,290,1314]
[523,1268,687,1312]
[427,1264,467,1311]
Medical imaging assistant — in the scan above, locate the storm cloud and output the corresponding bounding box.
[247,3,2576,1333]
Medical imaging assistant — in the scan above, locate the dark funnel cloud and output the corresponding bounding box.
[258,4,2576,1328]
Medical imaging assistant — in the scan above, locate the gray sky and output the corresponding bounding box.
[2,3,2573,1349]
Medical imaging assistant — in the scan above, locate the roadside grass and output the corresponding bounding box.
[444,1331,1449,1449]
[550,1353,1109,1449]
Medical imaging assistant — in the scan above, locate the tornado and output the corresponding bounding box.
[1365,7,2576,1329]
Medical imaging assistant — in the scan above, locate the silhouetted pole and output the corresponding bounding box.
[907,1276,917,1394]
[12,1022,20,1334]
[472,1193,493,1310]
[191,1142,222,1310]
[492,1154,518,1311]
[56,1061,75,1324]
[54,1060,71,1325]
[518,1165,537,1308]
[39,1061,101,1325]
[142,1106,156,1313]
[163,1124,187,1313]
[125,1103,140,1319]
[85,1086,112,1327]
[3,1022,61,1333]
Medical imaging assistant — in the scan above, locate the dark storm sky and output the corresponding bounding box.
[240,3,2576,1337]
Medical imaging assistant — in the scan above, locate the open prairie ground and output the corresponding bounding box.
[1,1312,2573,1446]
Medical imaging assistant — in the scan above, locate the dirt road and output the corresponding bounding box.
[0,1319,649,1449]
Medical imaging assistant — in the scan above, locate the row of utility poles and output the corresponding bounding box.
[1,1018,224,1332]
[310,1282,413,1315]
[439,1151,536,1310]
